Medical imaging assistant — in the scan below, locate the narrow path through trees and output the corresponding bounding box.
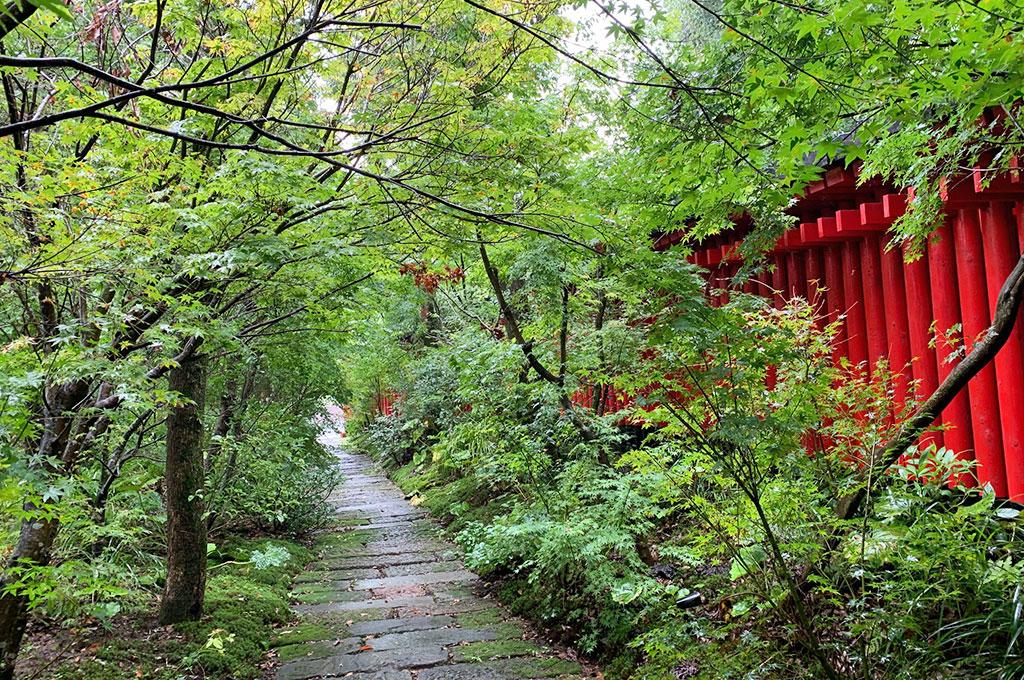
[273,420,589,680]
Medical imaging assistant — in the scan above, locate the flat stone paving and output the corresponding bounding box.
[272,427,589,680]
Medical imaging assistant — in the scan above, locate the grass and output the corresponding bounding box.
[452,638,546,661]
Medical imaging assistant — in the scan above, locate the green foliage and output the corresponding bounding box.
[6,0,1024,677]
[42,538,311,680]
[347,256,1024,679]
[211,411,343,534]
[176,539,311,678]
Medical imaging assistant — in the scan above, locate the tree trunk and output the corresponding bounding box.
[0,379,90,680]
[159,351,208,625]
[0,516,59,680]
[205,379,236,473]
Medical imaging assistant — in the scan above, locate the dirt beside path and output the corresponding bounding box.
[271,426,594,680]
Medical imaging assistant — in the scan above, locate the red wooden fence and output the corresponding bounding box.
[676,164,1024,501]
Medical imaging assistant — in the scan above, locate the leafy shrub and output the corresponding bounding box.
[211,415,342,534]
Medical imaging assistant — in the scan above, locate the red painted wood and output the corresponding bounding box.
[879,238,913,411]
[1018,201,1024,244]
[670,176,1024,498]
[979,202,1024,500]
[860,234,888,377]
[841,241,869,372]
[902,249,943,450]
[952,209,1008,495]
[713,263,728,306]
[823,245,848,365]
[772,255,786,309]
[786,251,807,300]
[805,248,824,324]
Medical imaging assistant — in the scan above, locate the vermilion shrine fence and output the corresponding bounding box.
[667,164,1024,501]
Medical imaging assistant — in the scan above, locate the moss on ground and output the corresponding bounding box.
[48,635,188,680]
[273,640,337,661]
[510,657,584,677]
[174,538,311,678]
[452,638,547,661]
[456,608,505,627]
[313,528,372,555]
[390,464,514,535]
[332,516,371,528]
[271,620,335,646]
[290,588,364,605]
[391,461,423,494]
[44,537,313,680]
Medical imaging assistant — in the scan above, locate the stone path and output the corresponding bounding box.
[272,427,589,680]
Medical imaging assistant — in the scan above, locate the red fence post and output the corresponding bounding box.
[805,249,825,324]
[823,245,848,365]
[860,234,889,378]
[903,248,943,451]
[951,209,1008,495]
[979,202,1024,500]
[879,238,913,412]
[771,255,786,309]
[786,251,807,301]
[841,241,869,372]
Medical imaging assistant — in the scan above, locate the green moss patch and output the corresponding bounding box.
[44,537,313,680]
[456,608,505,627]
[452,638,546,661]
[272,620,336,646]
[47,632,188,680]
[331,516,372,528]
[290,588,364,605]
[313,529,372,555]
[273,640,337,661]
[174,538,311,678]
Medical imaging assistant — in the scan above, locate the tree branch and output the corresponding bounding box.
[478,240,563,386]
[0,0,36,42]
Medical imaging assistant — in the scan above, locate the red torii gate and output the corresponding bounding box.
[681,163,1024,501]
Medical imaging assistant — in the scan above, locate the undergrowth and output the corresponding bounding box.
[40,537,312,680]
[351,315,1024,680]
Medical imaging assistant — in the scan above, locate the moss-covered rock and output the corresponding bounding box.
[273,640,337,661]
[452,638,546,661]
[271,620,336,646]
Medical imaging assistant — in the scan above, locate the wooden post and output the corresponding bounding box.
[951,209,1008,495]
[979,202,1024,500]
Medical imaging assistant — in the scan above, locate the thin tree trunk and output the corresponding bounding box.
[0,379,90,680]
[206,371,255,533]
[0,517,59,680]
[593,273,608,418]
[558,285,570,381]
[205,379,236,473]
[159,351,208,625]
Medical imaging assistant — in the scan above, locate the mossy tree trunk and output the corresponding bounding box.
[159,351,209,624]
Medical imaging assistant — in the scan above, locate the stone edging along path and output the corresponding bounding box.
[271,427,594,680]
